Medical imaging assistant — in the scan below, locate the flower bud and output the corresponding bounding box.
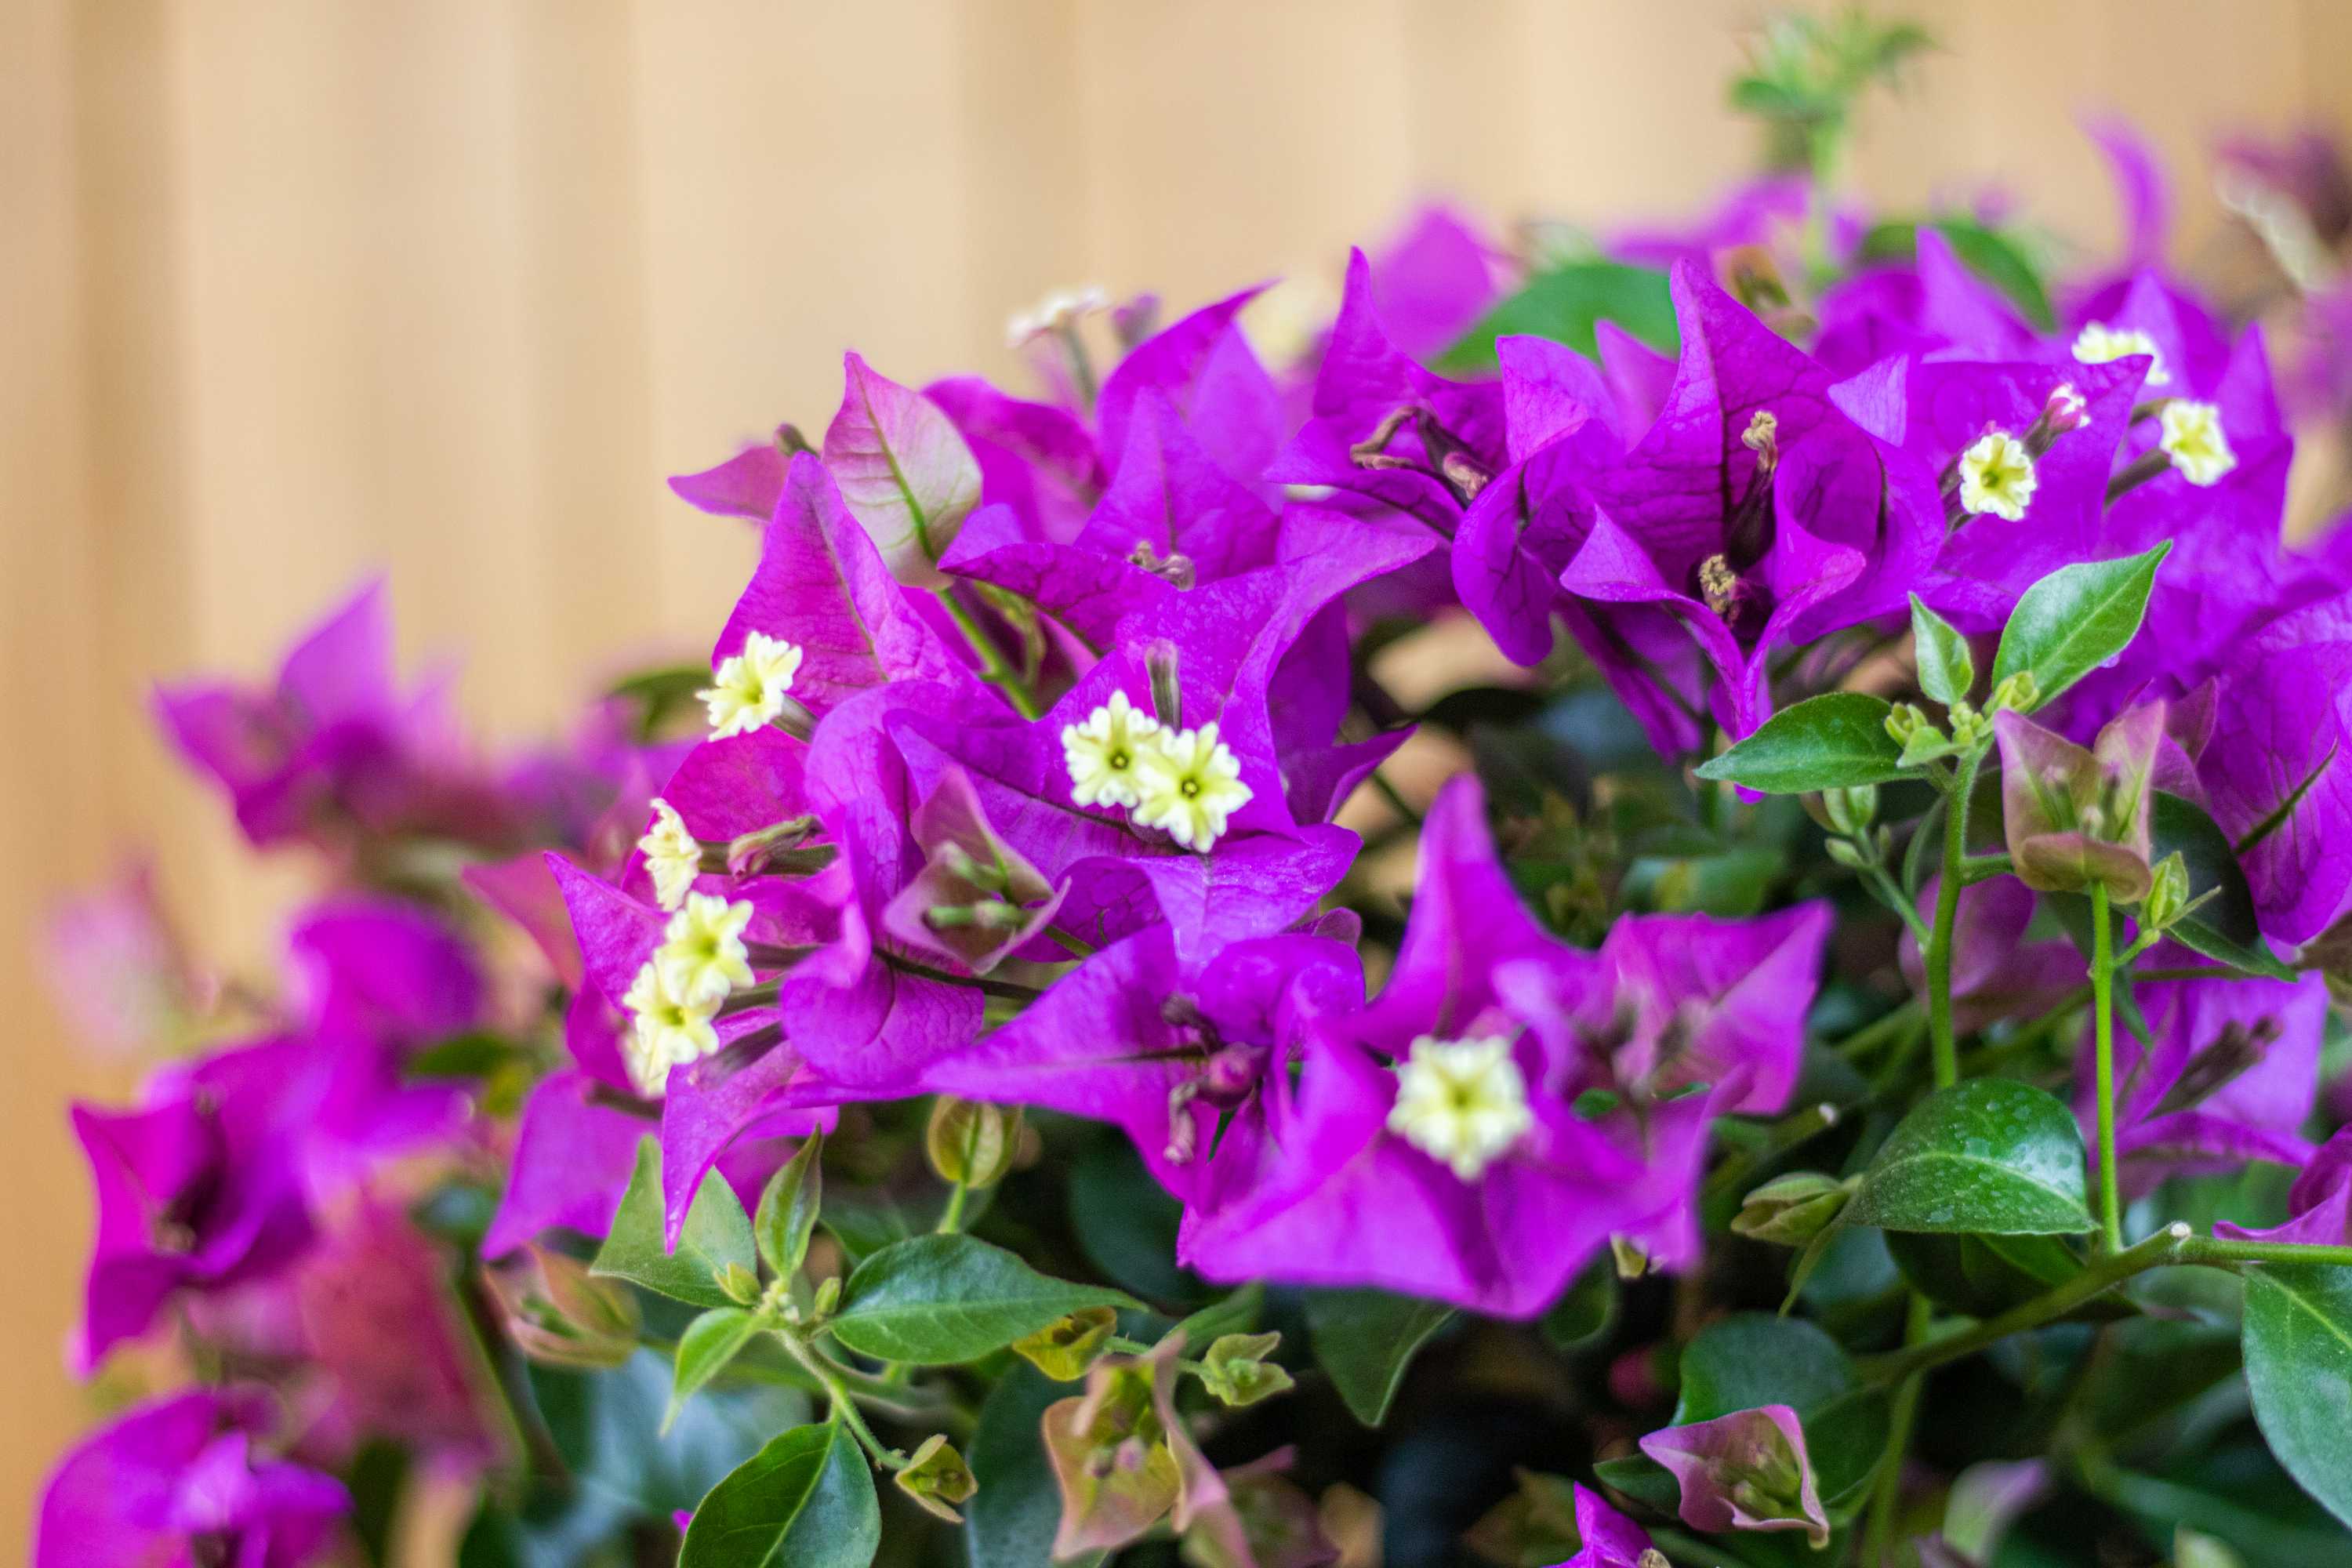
[927,1097,1022,1189]
[485,1245,641,1370]
[1884,702,1929,746]
[1200,1332,1295,1408]
[2141,851,2190,932]
[895,1433,979,1523]
[1013,1306,1120,1381]
[1610,1234,1651,1280]
[1988,670,2038,716]
[1731,1171,1854,1247]
[713,1260,762,1306]
[809,1274,842,1320]
[1824,837,1870,871]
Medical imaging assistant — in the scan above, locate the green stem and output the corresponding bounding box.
[1864,865,1933,945]
[2181,1236,2352,1269]
[1862,1293,1931,1565]
[1833,1000,1925,1064]
[1922,750,1982,1088]
[937,1174,972,1236]
[1956,851,2012,886]
[1367,767,1422,829]
[1701,1102,1842,1205]
[2091,883,2122,1254]
[934,587,1040,720]
[780,1330,906,1469]
[1866,1225,2191,1386]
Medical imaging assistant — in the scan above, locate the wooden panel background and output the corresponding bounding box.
[6,0,2347,1548]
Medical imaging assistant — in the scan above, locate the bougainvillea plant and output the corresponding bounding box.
[38,20,2352,1568]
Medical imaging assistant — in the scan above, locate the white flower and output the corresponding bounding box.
[1956,429,2038,521]
[655,893,755,1007]
[1007,285,1109,349]
[1061,690,1164,811]
[2071,321,2171,387]
[638,798,702,912]
[1386,1035,1534,1181]
[621,958,722,1098]
[699,631,804,740]
[1131,721,1252,851]
[2158,400,2237,486]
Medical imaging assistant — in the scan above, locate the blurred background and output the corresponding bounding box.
[8,0,2352,1548]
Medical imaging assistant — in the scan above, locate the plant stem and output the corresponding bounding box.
[1866,1225,2192,1386]
[2090,883,2122,1254]
[1863,865,1933,945]
[937,1173,972,1235]
[934,587,1040,720]
[780,1330,907,1469]
[1833,1000,1924,1064]
[2180,1236,2352,1269]
[1366,767,1422,829]
[1862,1293,1931,1566]
[1701,1102,1842,1205]
[1922,749,1981,1088]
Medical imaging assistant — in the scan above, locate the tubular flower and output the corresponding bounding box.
[637,797,702,912]
[1386,1034,1535,1180]
[653,892,755,1007]
[699,630,804,739]
[1132,721,1253,850]
[1956,428,2038,521]
[2072,320,2171,384]
[620,957,722,1098]
[1061,689,1165,810]
[2159,399,2238,485]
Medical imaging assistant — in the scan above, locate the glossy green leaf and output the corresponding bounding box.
[1172,1282,1265,1348]
[1884,1232,2113,1321]
[1846,1080,2096,1235]
[2242,1262,2352,1530]
[1693,693,1910,794]
[593,1138,758,1309]
[1436,260,1677,372]
[1909,593,1976,707]
[1305,1288,1455,1428]
[679,1421,879,1568]
[827,1234,1138,1366]
[753,1134,824,1279]
[2151,789,2296,978]
[665,1308,765,1436]
[1540,1258,1616,1352]
[1989,544,2170,710]
[1856,217,2055,328]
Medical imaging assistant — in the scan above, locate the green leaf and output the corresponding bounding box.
[1592,1454,1682,1514]
[1909,593,1975,707]
[965,1367,1107,1568]
[1857,217,2054,329]
[1845,1080,2096,1236]
[679,1421,879,1568]
[2151,790,2296,978]
[826,1234,1138,1366]
[1884,1232,2113,1321]
[2241,1262,2352,1530]
[1693,692,1910,793]
[666,1308,766,1436]
[1304,1288,1455,1428]
[1172,1283,1265,1348]
[1540,1257,1617,1352]
[1435,261,1678,372]
[592,1138,759,1309]
[1989,544,2171,710]
[754,1134,824,1279]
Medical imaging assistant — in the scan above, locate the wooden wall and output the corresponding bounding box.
[8,0,2348,1549]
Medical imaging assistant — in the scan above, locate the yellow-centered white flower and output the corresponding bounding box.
[1132,721,1252,851]
[620,958,721,1098]
[2071,322,2171,387]
[1061,690,1164,811]
[638,797,702,912]
[1956,429,2038,521]
[655,893,755,1007]
[2158,400,2237,486]
[700,631,804,740]
[1387,1035,1534,1181]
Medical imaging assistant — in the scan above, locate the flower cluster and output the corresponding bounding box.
[40,45,2352,1568]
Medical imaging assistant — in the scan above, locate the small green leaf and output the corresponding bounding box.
[593,1138,759,1309]
[1435,261,1678,372]
[1304,1288,1455,1428]
[679,1421,879,1568]
[1693,692,1910,793]
[1846,1080,2096,1236]
[2242,1262,2352,1531]
[1172,1283,1265,1348]
[754,1134,824,1280]
[1671,1315,1889,1509]
[1989,544,2171,710]
[2151,790,2296,978]
[826,1234,1138,1366]
[1540,1257,1617,1352]
[1909,593,1975,707]
[666,1308,765,1436]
